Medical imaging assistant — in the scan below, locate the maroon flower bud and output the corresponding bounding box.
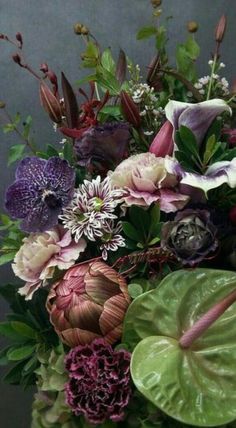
[40,63,49,73]
[120,91,141,128]
[229,206,236,226]
[115,49,127,84]
[215,14,227,43]
[222,128,236,147]
[12,53,22,66]
[149,120,174,157]
[15,32,23,47]
[39,82,62,123]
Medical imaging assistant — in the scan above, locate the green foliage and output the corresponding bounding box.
[176,35,200,82]
[136,26,157,40]
[122,204,162,250]
[81,41,100,68]
[0,284,58,388]
[0,214,25,266]
[123,268,236,426]
[8,144,26,166]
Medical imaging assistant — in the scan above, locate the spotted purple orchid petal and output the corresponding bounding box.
[165,99,231,146]
[5,156,75,233]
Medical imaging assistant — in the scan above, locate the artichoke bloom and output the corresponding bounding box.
[110,152,189,213]
[47,261,130,347]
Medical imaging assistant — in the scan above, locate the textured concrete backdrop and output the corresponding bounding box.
[0,0,236,426]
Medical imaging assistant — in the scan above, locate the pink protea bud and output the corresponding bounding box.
[120,91,141,128]
[46,261,130,348]
[215,14,227,43]
[149,120,174,157]
[39,82,62,123]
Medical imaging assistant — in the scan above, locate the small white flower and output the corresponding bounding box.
[221,77,229,88]
[53,122,58,132]
[194,82,203,89]
[212,73,219,79]
[208,59,214,66]
[59,138,67,145]
[199,89,205,95]
[187,91,193,97]
[140,110,147,116]
[100,221,126,260]
[199,76,210,85]
[144,130,154,136]
[219,62,226,68]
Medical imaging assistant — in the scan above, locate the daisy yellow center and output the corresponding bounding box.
[93,197,104,211]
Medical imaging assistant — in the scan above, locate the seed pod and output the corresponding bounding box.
[0,101,6,109]
[151,0,162,7]
[187,21,198,33]
[74,23,89,35]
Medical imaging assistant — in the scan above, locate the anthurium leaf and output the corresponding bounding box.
[123,268,236,426]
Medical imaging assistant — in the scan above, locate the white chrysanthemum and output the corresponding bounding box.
[100,221,126,260]
[60,176,124,242]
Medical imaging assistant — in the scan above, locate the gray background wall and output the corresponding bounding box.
[0,0,236,427]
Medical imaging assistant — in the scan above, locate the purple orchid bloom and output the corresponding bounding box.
[165,98,231,146]
[74,122,130,173]
[5,156,75,232]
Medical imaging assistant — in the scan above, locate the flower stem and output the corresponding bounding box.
[206,54,218,100]
[179,288,236,349]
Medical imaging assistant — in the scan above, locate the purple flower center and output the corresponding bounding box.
[42,190,62,209]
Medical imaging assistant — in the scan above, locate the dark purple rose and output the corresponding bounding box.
[161,209,218,266]
[74,122,130,173]
[5,156,75,233]
[65,339,132,425]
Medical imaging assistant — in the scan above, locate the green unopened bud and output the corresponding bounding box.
[73,22,89,35]
[187,21,198,33]
[0,101,6,109]
[151,0,162,7]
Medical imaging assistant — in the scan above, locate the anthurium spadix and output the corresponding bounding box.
[123,269,236,427]
[165,98,232,146]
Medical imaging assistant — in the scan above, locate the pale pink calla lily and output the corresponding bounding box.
[165,98,231,146]
[149,120,174,157]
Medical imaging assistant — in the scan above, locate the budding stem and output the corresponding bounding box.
[179,288,236,349]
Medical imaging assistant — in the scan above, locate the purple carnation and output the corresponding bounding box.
[5,156,75,233]
[65,339,132,425]
[74,122,130,173]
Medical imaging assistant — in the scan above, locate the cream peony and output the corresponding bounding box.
[110,153,189,212]
[13,225,86,300]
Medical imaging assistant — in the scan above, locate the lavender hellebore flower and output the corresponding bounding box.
[74,122,130,173]
[5,157,75,232]
[65,339,132,424]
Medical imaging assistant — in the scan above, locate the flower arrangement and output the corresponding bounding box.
[1,2,236,427]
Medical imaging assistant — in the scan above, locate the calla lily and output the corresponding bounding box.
[165,99,231,146]
[149,120,174,157]
[178,158,236,194]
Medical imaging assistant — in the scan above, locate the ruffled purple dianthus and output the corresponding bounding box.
[65,338,132,425]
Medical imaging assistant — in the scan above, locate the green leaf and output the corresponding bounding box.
[155,26,167,51]
[123,268,236,426]
[179,125,199,157]
[96,66,120,96]
[0,252,16,265]
[81,41,99,68]
[0,322,24,340]
[0,346,12,366]
[22,115,33,139]
[11,321,37,339]
[46,144,59,157]
[63,140,74,164]
[185,35,200,60]
[8,144,26,166]
[122,222,140,241]
[7,344,36,361]
[137,26,157,40]
[128,283,143,299]
[101,48,116,73]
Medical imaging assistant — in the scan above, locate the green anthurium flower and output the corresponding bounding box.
[123,268,236,427]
